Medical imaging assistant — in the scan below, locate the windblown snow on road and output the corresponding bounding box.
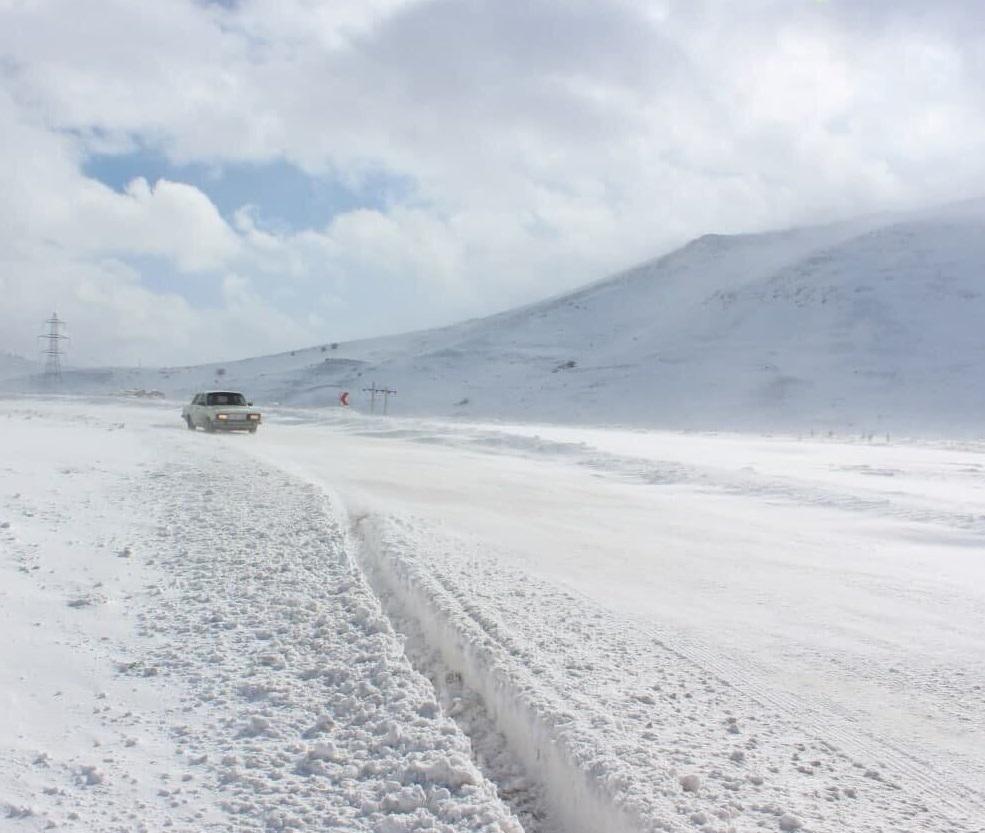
[2,397,984,833]
[0,400,520,832]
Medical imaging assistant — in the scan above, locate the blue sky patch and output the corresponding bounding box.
[83,149,414,232]
[121,254,226,308]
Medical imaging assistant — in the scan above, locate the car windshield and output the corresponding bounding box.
[207,392,247,406]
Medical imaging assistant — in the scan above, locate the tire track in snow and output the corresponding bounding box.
[358,544,558,833]
[125,449,524,833]
[350,513,644,833]
[641,625,985,827]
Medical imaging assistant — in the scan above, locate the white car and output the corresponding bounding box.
[182,391,262,433]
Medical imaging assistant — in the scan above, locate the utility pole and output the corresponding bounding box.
[38,312,69,382]
[362,381,397,415]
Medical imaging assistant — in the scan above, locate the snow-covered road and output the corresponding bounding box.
[2,398,983,833]
[0,400,520,832]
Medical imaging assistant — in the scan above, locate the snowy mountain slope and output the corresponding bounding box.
[8,201,985,433]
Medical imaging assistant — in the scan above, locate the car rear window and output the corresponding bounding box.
[207,392,246,406]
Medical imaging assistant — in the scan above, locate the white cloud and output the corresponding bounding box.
[106,177,241,272]
[2,0,985,364]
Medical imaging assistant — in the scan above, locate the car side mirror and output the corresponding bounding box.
[247,402,253,407]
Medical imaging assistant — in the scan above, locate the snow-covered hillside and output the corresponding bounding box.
[7,201,985,433]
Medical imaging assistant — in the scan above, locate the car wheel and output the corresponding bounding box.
[185,415,195,430]
[204,419,215,433]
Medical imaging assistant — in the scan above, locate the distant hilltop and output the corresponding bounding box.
[0,352,36,382]
[5,199,985,436]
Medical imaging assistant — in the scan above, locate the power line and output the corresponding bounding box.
[362,381,397,414]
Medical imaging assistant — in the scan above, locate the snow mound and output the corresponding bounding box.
[132,461,523,832]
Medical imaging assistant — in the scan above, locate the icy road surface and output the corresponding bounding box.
[2,398,984,833]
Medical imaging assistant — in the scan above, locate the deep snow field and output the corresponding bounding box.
[2,396,984,833]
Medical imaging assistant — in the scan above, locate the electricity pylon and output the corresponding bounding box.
[38,312,69,382]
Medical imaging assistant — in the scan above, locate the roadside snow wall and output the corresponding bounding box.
[352,514,644,833]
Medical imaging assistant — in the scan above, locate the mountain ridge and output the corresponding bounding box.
[5,202,985,434]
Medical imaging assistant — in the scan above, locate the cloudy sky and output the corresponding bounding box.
[2,0,984,366]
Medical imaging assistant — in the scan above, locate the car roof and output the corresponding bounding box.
[199,390,247,396]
